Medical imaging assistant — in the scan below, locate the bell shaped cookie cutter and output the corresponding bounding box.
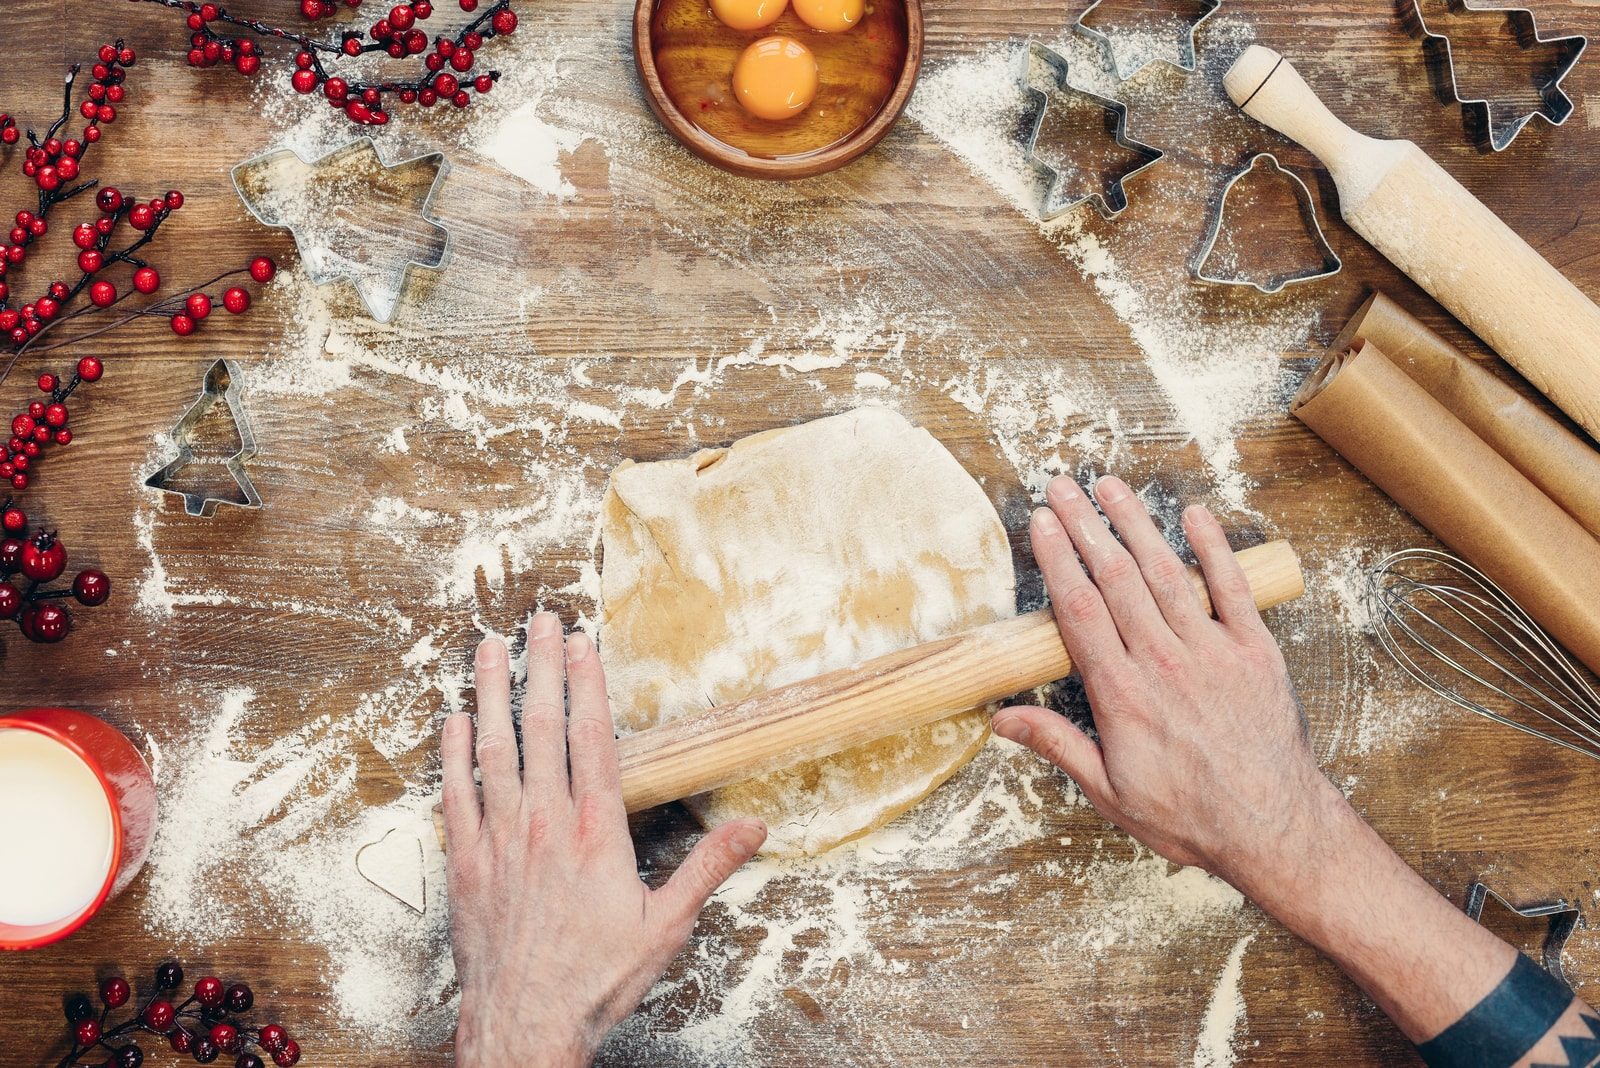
[231,136,451,323]
[144,359,263,518]
[1190,153,1341,293]
[1016,41,1165,222]
[1404,0,1587,152]
[1075,0,1222,81]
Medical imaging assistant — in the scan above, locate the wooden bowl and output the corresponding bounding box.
[633,0,924,180]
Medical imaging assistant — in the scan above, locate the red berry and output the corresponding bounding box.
[195,975,225,1007]
[11,415,34,439]
[324,76,348,100]
[209,1023,238,1052]
[96,104,115,123]
[26,402,43,419]
[452,89,471,107]
[99,975,130,1007]
[0,538,19,569]
[292,69,319,94]
[74,1019,100,1046]
[223,287,250,314]
[119,46,136,65]
[451,48,474,72]
[97,187,122,212]
[165,190,184,210]
[143,999,175,1032]
[99,44,117,63]
[73,569,111,606]
[78,249,103,273]
[134,266,160,294]
[475,74,494,93]
[1,507,22,532]
[169,1030,192,1054]
[25,601,70,643]
[460,0,478,9]
[170,313,196,336]
[224,983,253,1013]
[95,216,115,236]
[0,583,18,619]
[390,4,414,29]
[36,297,59,321]
[57,157,79,181]
[44,404,68,427]
[54,429,71,445]
[73,222,97,249]
[36,166,61,192]
[259,1025,287,1052]
[433,73,458,96]
[294,50,314,69]
[249,257,276,283]
[237,54,261,75]
[272,1040,301,1067]
[20,534,66,582]
[77,356,103,382]
[84,125,100,143]
[128,204,154,231]
[492,8,516,33]
[191,1036,219,1064]
[90,280,116,306]
[186,293,212,320]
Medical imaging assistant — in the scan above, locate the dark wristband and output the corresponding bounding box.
[1416,954,1574,1068]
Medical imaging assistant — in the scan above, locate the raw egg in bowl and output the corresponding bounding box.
[634,0,923,179]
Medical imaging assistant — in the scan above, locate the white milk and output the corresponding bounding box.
[0,727,115,927]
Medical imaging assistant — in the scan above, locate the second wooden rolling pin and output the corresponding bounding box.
[1224,46,1600,443]
[434,540,1304,845]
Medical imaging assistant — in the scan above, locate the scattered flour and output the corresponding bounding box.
[121,6,1391,1062]
[1193,932,1257,1068]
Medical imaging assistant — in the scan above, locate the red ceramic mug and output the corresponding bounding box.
[0,708,157,950]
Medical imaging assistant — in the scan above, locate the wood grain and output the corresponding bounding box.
[0,2,1597,1066]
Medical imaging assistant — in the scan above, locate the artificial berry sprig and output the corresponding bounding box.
[134,0,519,126]
[0,511,107,644]
[54,961,302,1068]
[0,354,102,492]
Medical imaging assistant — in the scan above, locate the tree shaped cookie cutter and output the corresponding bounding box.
[1190,153,1341,293]
[1016,41,1165,222]
[1074,0,1222,81]
[231,136,451,323]
[1404,0,1587,152]
[144,359,263,517]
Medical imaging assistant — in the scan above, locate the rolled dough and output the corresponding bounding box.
[598,407,1016,855]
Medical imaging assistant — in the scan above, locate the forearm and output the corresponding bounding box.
[1228,777,1592,1066]
[455,998,591,1068]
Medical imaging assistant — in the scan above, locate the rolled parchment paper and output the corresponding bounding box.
[1332,292,1600,540]
[1293,340,1600,676]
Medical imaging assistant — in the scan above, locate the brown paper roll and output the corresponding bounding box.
[1293,340,1600,675]
[1332,292,1600,540]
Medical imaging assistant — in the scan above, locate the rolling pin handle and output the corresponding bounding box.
[1223,45,1374,171]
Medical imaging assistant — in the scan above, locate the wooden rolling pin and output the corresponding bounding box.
[434,540,1304,847]
[1225,46,1600,443]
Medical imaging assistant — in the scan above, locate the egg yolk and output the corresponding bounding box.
[709,0,788,30]
[792,0,864,32]
[732,37,819,121]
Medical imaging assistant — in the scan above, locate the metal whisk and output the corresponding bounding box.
[1368,548,1600,761]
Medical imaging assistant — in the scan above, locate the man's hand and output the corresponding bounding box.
[442,613,767,1067]
[991,475,1338,887]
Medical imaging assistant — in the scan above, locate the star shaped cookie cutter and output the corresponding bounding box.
[1190,153,1342,293]
[1075,0,1222,81]
[1404,0,1587,152]
[144,359,263,518]
[1016,41,1165,222]
[231,136,451,323]
[1465,881,1581,990]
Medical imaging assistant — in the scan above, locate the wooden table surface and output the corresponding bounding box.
[4,0,1600,1064]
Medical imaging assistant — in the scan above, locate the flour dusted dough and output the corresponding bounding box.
[599,407,1016,855]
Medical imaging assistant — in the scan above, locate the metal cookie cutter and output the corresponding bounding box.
[1075,0,1222,81]
[1190,153,1341,293]
[144,359,263,518]
[231,136,451,323]
[1465,882,1581,990]
[1016,41,1165,222]
[1404,0,1587,152]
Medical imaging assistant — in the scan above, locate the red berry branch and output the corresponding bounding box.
[133,0,520,126]
[55,961,303,1067]
[0,42,278,647]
